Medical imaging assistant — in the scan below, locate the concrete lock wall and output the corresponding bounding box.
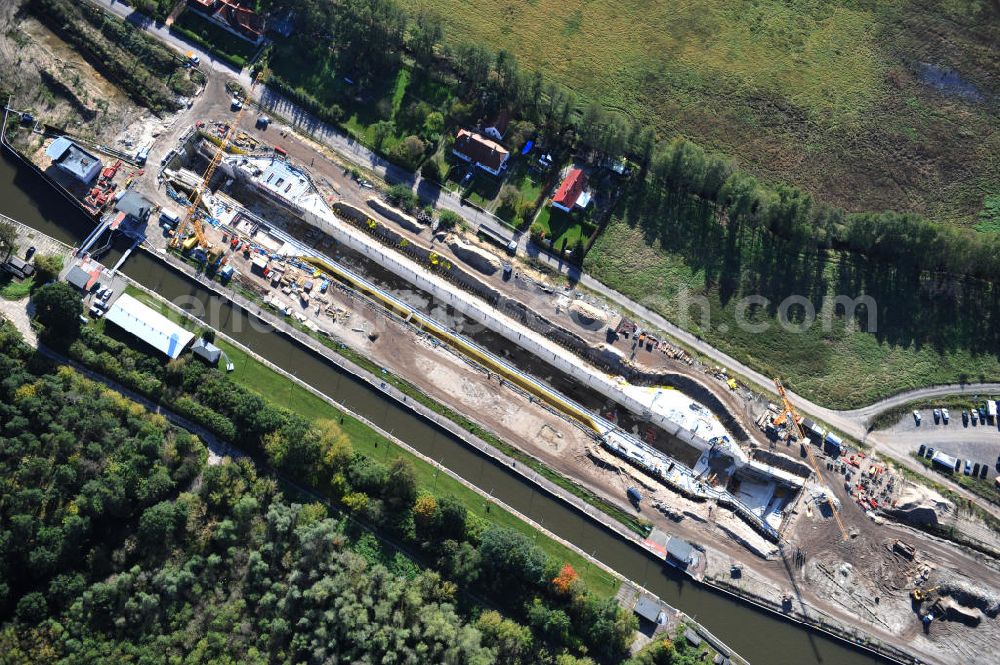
[320,210,717,453]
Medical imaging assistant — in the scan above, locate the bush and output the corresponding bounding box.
[32,253,62,284]
[391,135,426,171]
[420,157,443,182]
[437,210,464,231]
[385,184,419,212]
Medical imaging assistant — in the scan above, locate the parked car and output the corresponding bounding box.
[933,408,942,423]
[25,246,36,260]
[980,464,989,479]
[965,460,972,475]
[942,408,950,423]
[962,410,969,425]
[913,410,922,424]
[973,462,981,477]
[972,410,979,425]
[927,447,936,458]
[918,444,927,457]
[955,458,963,473]
[231,97,242,111]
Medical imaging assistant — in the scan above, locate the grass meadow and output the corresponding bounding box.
[402,0,998,226]
[585,215,1000,408]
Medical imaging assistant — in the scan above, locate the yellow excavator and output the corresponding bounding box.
[911,585,940,602]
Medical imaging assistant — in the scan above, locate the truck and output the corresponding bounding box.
[931,450,958,472]
[135,145,151,166]
[159,209,181,228]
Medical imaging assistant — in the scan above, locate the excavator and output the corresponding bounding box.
[172,69,266,250]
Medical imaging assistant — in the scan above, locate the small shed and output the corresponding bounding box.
[192,338,222,365]
[65,265,92,290]
[3,257,35,279]
[666,537,694,567]
[633,596,664,624]
[683,628,703,647]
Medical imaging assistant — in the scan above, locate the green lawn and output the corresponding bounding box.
[399,0,999,227]
[0,276,33,300]
[123,286,620,596]
[533,204,592,252]
[271,44,453,157]
[584,217,1000,408]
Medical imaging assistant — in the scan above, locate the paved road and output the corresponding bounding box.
[96,0,241,76]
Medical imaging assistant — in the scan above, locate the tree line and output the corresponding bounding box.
[27,0,195,112]
[17,292,639,664]
[277,0,999,282]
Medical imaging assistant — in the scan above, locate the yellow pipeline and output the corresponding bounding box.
[303,255,600,434]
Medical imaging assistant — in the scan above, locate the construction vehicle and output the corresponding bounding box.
[911,585,940,602]
[172,69,266,250]
[775,378,851,542]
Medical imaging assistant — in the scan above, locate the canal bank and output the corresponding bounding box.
[0,146,900,665]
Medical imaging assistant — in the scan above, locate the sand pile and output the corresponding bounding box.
[366,197,425,233]
[887,482,952,526]
[447,239,502,275]
[569,300,607,329]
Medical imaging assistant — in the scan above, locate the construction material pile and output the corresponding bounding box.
[447,238,502,275]
[568,299,607,329]
[886,482,952,527]
[366,197,425,233]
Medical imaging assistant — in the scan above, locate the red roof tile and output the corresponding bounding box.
[453,129,509,172]
[552,168,586,208]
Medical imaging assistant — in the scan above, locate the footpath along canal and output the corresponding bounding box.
[0,151,891,665]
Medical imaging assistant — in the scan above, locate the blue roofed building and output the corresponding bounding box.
[45,137,103,183]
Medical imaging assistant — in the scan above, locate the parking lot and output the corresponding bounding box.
[883,407,1000,474]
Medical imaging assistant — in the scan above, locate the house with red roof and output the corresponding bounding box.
[551,168,590,213]
[188,0,266,44]
[452,129,510,176]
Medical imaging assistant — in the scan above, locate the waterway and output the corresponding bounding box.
[0,151,888,665]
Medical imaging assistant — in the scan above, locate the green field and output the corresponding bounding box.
[585,216,1000,408]
[402,0,998,226]
[124,287,620,595]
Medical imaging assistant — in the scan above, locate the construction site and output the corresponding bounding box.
[5,30,1000,660]
[124,84,1000,663]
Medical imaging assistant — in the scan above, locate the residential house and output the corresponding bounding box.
[188,0,266,44]
[452,129,510,176]
[484,109,511,142]
[551,168,590,213]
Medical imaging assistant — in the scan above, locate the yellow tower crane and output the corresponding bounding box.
[775,378,850,542]
[172,69,266,249]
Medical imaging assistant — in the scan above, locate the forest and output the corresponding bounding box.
[0,307,684,663]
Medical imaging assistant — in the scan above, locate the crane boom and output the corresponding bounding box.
[775,378,850,542]
[172,70,265,248]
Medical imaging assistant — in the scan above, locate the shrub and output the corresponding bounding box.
[437,210,464,231]
[385,184,419,212]
[391,135,426,171]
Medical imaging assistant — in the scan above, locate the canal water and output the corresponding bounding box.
[0,151,887,665]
